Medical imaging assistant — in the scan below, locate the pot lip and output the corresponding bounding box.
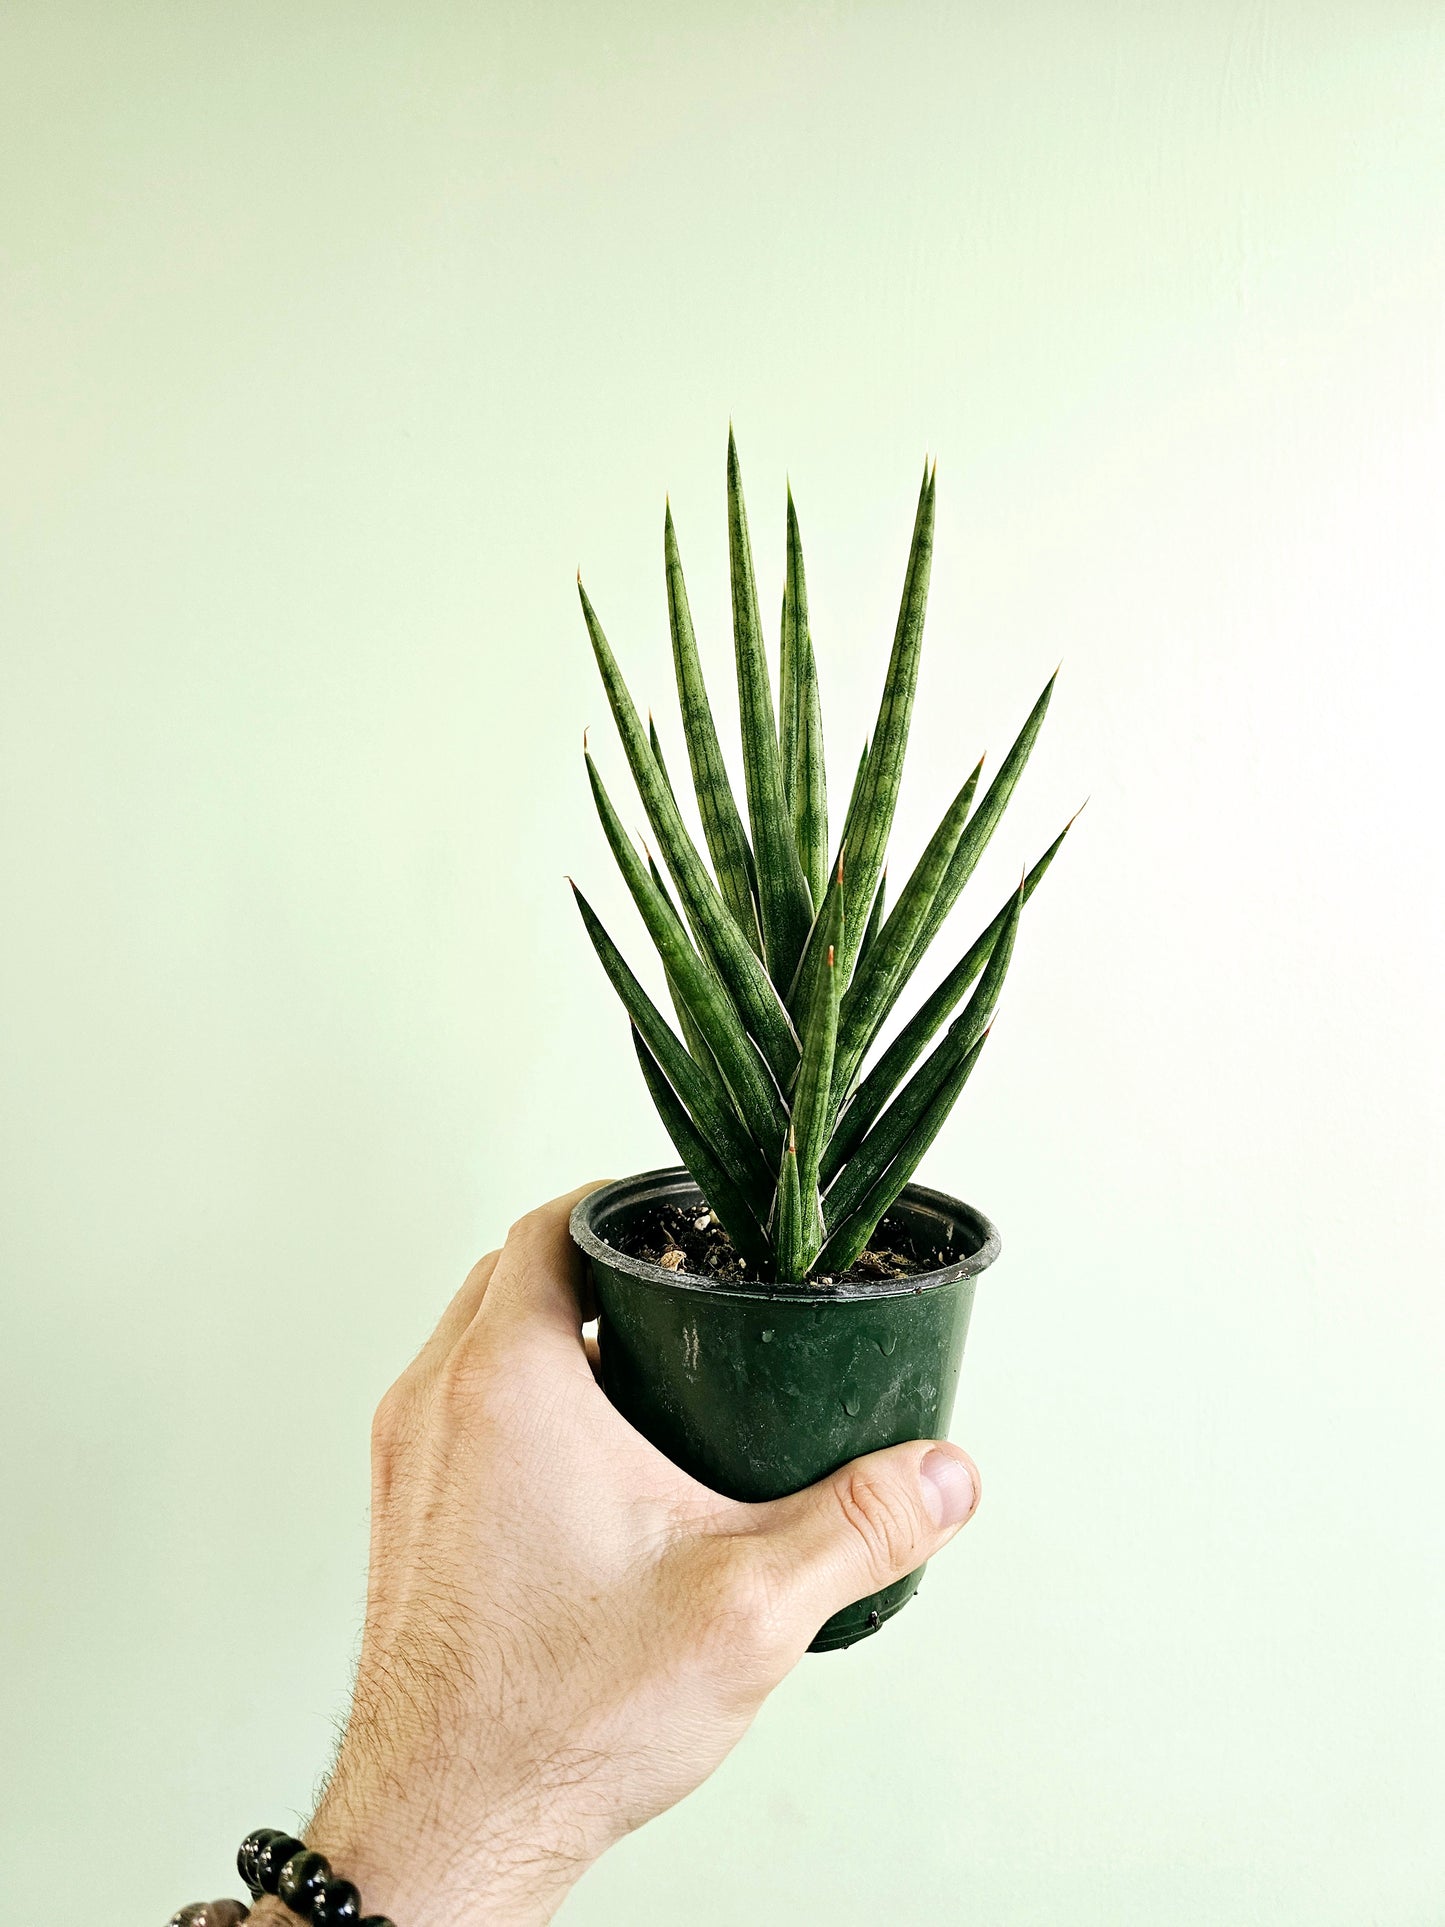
[569,1165,1000,1303]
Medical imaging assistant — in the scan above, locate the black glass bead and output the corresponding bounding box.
[278,1850,331,1910]
[168,1904,250,1927]
[256,1833,306,1894]
[239,1828,282,1896]
[311,1877,361,1926]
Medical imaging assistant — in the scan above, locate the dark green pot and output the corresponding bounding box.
[569,1166,999,1652]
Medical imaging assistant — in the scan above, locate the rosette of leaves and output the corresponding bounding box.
[572,432,1074,1283]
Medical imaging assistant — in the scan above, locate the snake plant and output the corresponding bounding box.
[573,432,1073,1282]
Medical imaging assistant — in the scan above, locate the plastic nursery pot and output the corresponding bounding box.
[570,1166,1000,1652]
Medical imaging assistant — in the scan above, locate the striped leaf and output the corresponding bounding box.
[571,884,770,1209]
[903,670,1057,979]
[791,873,843,1249]
[586,749,787,1155]
[579,579,799,1088]
[647,714,674,798]
[631,1027,771,1271]
[839,462,936,976]
[780,486,828,907]
[727,429,814,991]
[774,1127,806,1283]
[822,818,1073,1183]
[785,739,869,1021]
[858,872,887,974]
[817,1029,990,1276]
[822,881,1022,1233]
[832,756,983,1103]
[646,851,729,1083]
[664,504,763,953]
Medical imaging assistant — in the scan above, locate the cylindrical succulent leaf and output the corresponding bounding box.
[586,749,788,1157]
[579,578,799,1089]
[727,429,814,992]
[832,756,983,1104]
[838,461,935,977]
[821,814,1076,1183]
[790,874,844,1250]
[570,882,771,1211]
[822,880,1023,1235]
[631,1027,771,1271]
[664,503,764,955]
[774,1126,806,1283]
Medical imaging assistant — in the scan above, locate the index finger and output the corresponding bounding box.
[474,1180,609,1350]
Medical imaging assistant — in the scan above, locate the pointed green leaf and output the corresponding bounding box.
[822,818,1073,1183]
[579,578,799,1087]
[904,670,1057,979]
[796,658,828,912]
[817,1029,990,1276]
[571,883,771,1210]
[858,872,887,973]
[790,875,843,1251]
[781,486,828,907]
[840,739,870,855]
[774,1127,805,1283]
[727,428,814,991]
[664,504,763,954]
[786,738,868,1021]
[778,489,804,825]
[647,714,674,799]
[631,1026,771,1271]
[832,757,983,1102]
[646,851,729,1083]
[823,882,1022,1232]
[587,749,787,1155]
[838,461,936,976]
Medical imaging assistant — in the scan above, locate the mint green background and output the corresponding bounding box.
[3,5,1443,1922]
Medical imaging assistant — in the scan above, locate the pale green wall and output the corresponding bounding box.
[3,5,1443,1922]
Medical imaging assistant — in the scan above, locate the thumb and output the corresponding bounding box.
[750,1440,981,1634]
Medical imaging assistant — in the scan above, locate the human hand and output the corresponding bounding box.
[253,1183,981,1927]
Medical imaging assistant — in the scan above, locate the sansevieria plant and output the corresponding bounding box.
[573,432,1073,1284]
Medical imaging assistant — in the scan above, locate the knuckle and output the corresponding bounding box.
[369,1378,419,1499]
[693,1546,797,1678]
[371,1379,410,1454]
[835,1465,924,1578]
[431,1341,493,1417]
[504,1203,549,1249]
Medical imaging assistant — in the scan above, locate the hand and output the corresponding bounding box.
[255,1183,981,1927]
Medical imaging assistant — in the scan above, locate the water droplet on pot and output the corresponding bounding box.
[842,1391,861,1416]
[760,1328,775,1343]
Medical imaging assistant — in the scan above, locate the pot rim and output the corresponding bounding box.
[570,1165,1001,1304]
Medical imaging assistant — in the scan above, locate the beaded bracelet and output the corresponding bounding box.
[165,1829,395,1927]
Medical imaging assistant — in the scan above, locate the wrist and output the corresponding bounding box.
[304,1788,594,1927]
